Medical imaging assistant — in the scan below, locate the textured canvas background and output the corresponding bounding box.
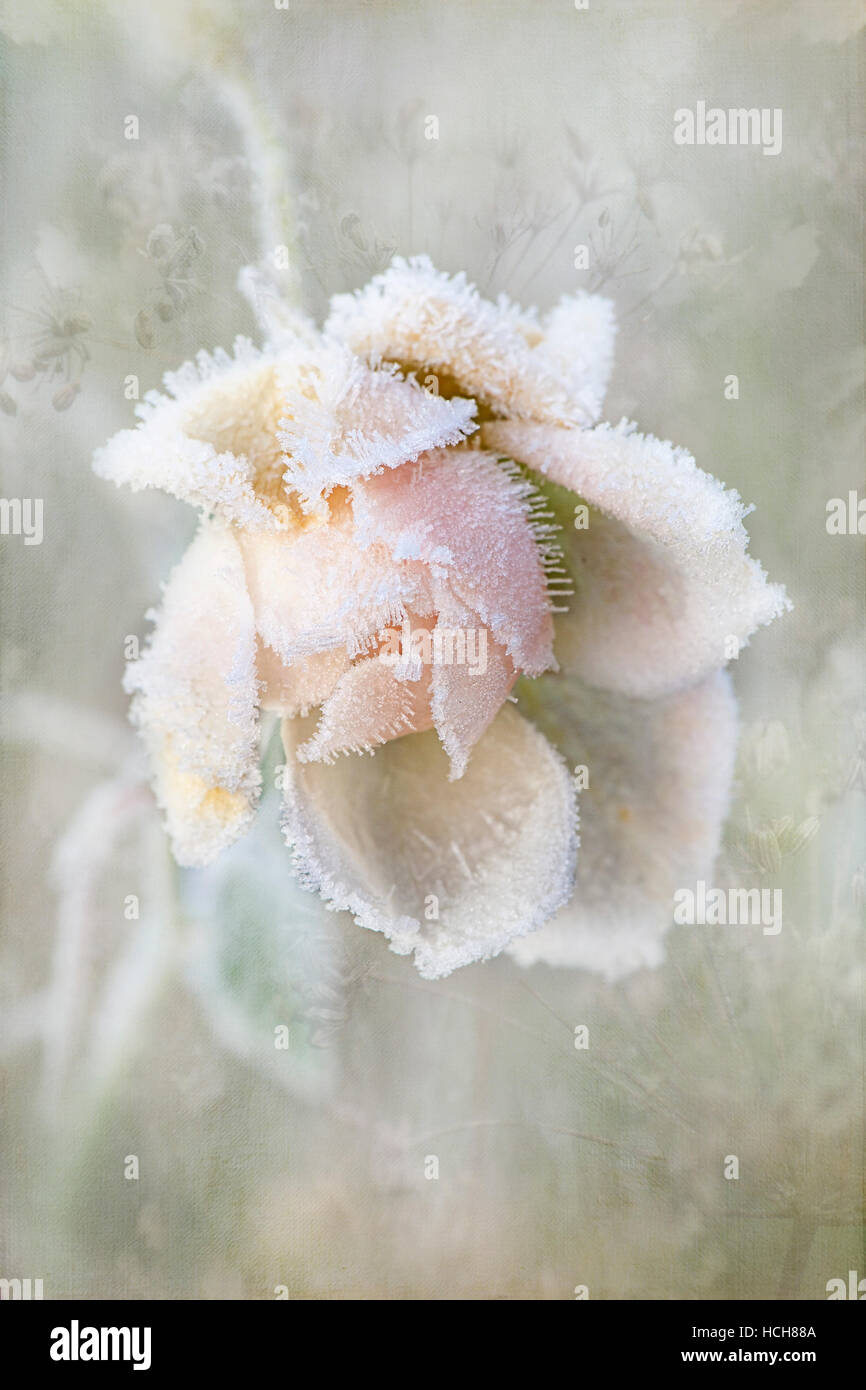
[0,0,863,1299]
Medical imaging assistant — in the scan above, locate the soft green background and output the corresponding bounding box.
[0,0,863,1298]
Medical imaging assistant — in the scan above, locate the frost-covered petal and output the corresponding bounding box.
[277,338,477,511]
[297,600,516,779]
[296,625,435,764]
[94,341,299,530]
[280,703,578,979]
[125,518,262,867]
[326,255,613,427]
[352,448,555,676]
[508,670,737,979]
[257,641,349,717]
[534,293,617,425]
[483,418,789,697]
[428,591,516,780]
[238,504,432,666]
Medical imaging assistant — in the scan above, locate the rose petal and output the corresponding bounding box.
[326,254,611,427]
[296,598,516,780]
[352,448,555,676]
[483,418,789,697]
[280,703,578,979]
[277,338,477,511]
[125,519,262,866]
[534,293,617,425]
[296,628,435,765]
[95,329,475,527]
[257,641,350,717]
[238,503,433,666]
[428,590,516,780]
[508,670,737,979]
[94,341,296,530]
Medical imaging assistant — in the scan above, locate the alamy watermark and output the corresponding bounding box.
[673,880,782,935]
[826,1269,866,1299]
[0,497,43,545]
[0,1276,43,1299]
[378,618,488,677]
[50,1321,152,1371]
[674,102,782,156]
[826,491,865,535]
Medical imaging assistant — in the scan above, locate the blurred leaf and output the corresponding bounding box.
[182,782,347,1103]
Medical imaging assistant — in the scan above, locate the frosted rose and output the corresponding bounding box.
[94,257,788,979]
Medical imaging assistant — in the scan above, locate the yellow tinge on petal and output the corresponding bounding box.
[155,739,257,869]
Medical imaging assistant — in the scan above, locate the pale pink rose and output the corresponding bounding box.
[94,257,788,979]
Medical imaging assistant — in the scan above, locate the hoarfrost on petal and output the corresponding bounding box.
[351,448,555,676]
[534,293,617,425]
[125,518,262,866]
[280,703,578,979]
[277,337,477,511]
[508,669,737,978]
[428,589,516,780]
[94,341,296,529]
[484,418,789,697]
[238,508,432,666]
[257,641,350,717]
[326,254,609,427]
[296,621,436,764]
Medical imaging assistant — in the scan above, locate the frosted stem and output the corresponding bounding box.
[219,66,302,305]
